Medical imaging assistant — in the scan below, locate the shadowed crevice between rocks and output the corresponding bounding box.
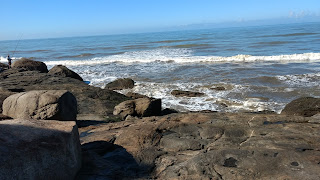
[76,141,152,180]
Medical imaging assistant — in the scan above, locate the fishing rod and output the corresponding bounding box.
[11,33,23,57]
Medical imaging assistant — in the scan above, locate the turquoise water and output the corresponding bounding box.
[1,22,320,112]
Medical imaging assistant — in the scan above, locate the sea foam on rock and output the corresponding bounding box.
[3,90,77,120]
[0,119,81,180]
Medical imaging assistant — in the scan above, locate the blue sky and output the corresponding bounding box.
[1,0,319,40]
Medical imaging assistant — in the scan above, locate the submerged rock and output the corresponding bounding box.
[48,65,83,81]
[171,90,204,97]
[0,119,81,180]
[105,78,135,90]
[12,58,48,73]
[281,97,320,117]
[3,90,77,120]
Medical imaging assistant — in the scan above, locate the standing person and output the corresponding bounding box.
[7,55,12,68]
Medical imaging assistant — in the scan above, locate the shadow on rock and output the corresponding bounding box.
[76,141,152,180]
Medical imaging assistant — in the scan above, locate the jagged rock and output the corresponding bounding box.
[12,58,48,73]
[48,65,83,81]
[105,78,135,90]
[171,90,204,97]
[0,119,81,180]
[3,90,77,120]
[113,98,161,119]
[281,97,320,117]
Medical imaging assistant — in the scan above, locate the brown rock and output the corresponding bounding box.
[79,112,320,179]
[0,119,81,180]
[105,78,135,90]
[281,97,320,117]
[48,65,83,81]
[113,98,161,119]
[171,90,204,97]
[12,58,48,73]
[2,90,77,120]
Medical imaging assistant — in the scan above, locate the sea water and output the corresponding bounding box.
[1,22,320,113]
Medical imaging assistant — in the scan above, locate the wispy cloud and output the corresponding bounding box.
[288,10,319,18]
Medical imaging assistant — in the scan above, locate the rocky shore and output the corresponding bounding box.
[0,59,320,180]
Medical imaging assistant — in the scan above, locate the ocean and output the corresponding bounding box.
[1,22,320,113]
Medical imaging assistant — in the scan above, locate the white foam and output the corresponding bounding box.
[116,82,283,113]
[42,48,320,66]
[276,73,320,87]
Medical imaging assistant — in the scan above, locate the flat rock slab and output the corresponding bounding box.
[0,119,81,180]
[79,112,320,179]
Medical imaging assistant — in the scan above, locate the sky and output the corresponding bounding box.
[0,0,320,40]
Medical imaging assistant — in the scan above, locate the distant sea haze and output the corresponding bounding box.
[1,22,320,113]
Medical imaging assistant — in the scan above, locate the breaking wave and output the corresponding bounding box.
[43,48,320,66]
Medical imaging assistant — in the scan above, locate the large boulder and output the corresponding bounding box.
[281,97,320,117]
[48,65,83,81]
[114,98,161,119]
[171,90,204,97]
[3,90,77,120]
[12,58,48,73]
[0,90,15,113]
[0,119,81,180]
[105,78,135,90]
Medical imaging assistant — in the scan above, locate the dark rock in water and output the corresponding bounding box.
[12,58,48,73]
[126,92,149,99]
[0,119,81,180]
[171,90,204,97]
[48,65,83,81]
[281,97,320,117]
[114,98,161,119]
[3,90,77,120]
[212,86,226,91]
[105,78,135,90]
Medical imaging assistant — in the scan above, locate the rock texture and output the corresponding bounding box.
[48,65,83,81]
[113,98,161,119]
[0,69,129,118]
[78,112,320,179]
[105,78,135,90]
[12,58,48,73]
[0,119,81,180]
[3,90,77,120]
[281,97,320,117]
[171,90,204,97]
